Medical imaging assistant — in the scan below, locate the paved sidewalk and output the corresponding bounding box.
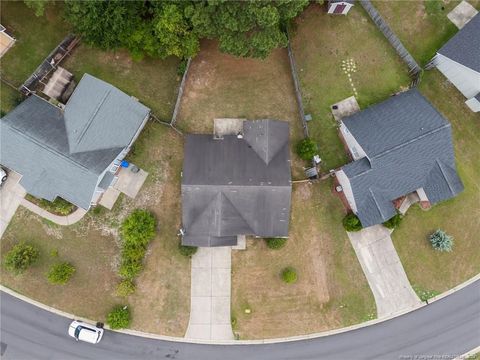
[0,172,26,238]
[20,199,87,226]
[185,247,234,340]
[347,225,421,318]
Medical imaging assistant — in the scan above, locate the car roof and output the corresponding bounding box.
[77,326,99,343]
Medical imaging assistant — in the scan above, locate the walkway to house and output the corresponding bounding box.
[0,171,26,238]
[19,199,87,226]
[185,247,234,340]
[347,225,421,318]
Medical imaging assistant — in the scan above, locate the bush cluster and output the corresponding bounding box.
[265,238,287,250]
[4,242,40,274]
[296,138,318,161]
[107,305,131,330]
[116,279,136,297]
[39,197,76,216]
[429,229,454,252]
[119,210,156,280]
[178,243,198,258]
[47,262,76,285]
[281,267,297,284]
[383,213,403,229]
[342,213,362,232]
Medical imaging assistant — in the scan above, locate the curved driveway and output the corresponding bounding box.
[1,280,479,360]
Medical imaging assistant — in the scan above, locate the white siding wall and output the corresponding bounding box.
[434,53,480,99]
[339,122,367,160]
[336,170,357,212]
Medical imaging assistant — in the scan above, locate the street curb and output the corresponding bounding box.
[2,273,480,345]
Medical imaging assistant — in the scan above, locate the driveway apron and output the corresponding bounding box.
[347,225,421,318]
[0,171,26,239]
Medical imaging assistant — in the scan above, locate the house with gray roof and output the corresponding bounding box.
[335,89,463,228]
[181,120,291,247]
[432,13,480,112]
[0,74,150,210]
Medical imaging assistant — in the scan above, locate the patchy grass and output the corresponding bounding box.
[0,1,70,86]
[291,4,410,170]
[62,45,181,121]
[392,70,480,294]
[412,284,439,302]
[176,39,305,179]
[1,123,190,336]
[232,181,375,339]
[373,0,480,66]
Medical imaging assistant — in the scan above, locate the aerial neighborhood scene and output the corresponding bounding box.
[0,0,478,359]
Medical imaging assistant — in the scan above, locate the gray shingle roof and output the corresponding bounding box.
[437,13,480,73]
[0,75,150,209]
[341,90,463,227]
[182,120,291,247]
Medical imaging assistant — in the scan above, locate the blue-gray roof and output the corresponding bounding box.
[437,13,480,73]
[0,75,150,209]
[182,120,291,247]
[341,90,463,227]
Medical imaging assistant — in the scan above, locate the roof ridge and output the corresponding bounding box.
[371,123,451,160]
[433,159,455,195]
[221,191,255,235]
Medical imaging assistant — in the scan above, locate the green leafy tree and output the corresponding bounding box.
[47,262,75,285]
[107,305,131,329]
[429,229,454,252]
[4,242,40,274]
[342,213,362,232]
[281,266,297,283]
[296,138,318,160]
[265,238,287,249]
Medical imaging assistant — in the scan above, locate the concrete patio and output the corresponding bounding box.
[447,1,478,29]
[331,96,360,122]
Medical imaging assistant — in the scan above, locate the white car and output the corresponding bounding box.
[68,320,104,344]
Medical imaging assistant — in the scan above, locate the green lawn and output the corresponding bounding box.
[291,4,411,170]
[373,0,480,66]
[0,84,22,115]
[0,2,70,86]
[62,45,181,121]
[392,70,480,293]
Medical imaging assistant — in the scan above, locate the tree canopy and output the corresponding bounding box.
[64,0,308,60]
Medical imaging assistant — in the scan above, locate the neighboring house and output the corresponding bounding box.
[181,120,292,247]
[0,74,150,210]
[327,0,354,15]
[0,24,15,58]
[432,13,480,112]
[335,89,463,228]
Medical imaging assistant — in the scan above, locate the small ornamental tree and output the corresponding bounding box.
[342,213,362,232]
[281,267,297,284]
[4,242,40,274]
[121,209,156,248]
[383,213,403,230]
[296,138,318,161]
[429,229,454,252]
[265,238,287,250]
[178,243,198,258]
[47,262,76,285]
[107,305,131,329]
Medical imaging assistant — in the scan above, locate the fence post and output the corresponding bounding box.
[170,58,192,126]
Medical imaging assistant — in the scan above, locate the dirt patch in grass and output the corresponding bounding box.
[391,70,480,293]
[231,181,375,339]
[1,123,190,336]
[291,4,410,170]
[177,39,306,179]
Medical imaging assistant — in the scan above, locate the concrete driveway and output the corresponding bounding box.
[0,171,26,239]
[347,225,421,318]
[185,247,234,340]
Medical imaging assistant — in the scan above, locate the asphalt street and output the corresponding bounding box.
[1,279,479,360]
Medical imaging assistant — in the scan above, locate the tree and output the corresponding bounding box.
[106,305,131,329]
[296,138,318,160]
[47,262,75,285]
[64,0,309,60]
[342,213,362,232]
[281,267,297,284]
[429,229,454,252]
[24,0,51,17]
[4,242,40,274]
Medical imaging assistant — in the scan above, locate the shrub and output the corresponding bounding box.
[116,279,136,297]
[119,258,143,280]
[39,197,76,215]
[383,213,403,229]
[342,213,362,232]
[296,138,318,160]
[47,262,76,285]
[177,58,188,76]
[121,209,156,248]
[178,243,198,258]
[281,267,297,284]
[429,229,454,252]
[265,238,287,249]
[4,242,40,274]
[106,305,131,329]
